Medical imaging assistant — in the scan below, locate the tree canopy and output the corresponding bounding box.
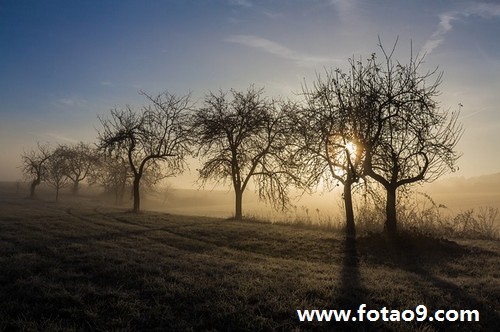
[193,86,300,220]
[98,91,194,212]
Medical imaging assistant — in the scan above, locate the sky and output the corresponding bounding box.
[1,0,500,186]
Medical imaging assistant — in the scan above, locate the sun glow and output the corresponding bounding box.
[325,136,361,182]
[345,141,357,157]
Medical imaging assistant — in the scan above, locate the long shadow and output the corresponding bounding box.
[338,237,363,306]
[333,236,383,331]
[395,235,499,331]
[356,233,500,331]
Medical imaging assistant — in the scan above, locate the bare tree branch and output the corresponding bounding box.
[20,142,52,199]
[97,91,194,212]
[193,86,299,220]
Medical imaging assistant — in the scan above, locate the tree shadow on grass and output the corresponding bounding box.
[300,235,406,331]
[331,236,392,331]
[355,233,500,331]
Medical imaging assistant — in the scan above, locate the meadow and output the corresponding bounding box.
[0,185,499,331]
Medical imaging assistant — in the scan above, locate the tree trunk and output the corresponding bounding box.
[343,180,356,239]
[133,176,141,213]
[384,186,398,237]
[72,180,79,195]
[115,187,123,205]
[234,189,243,220]
[55,186,59,202]
[29,179,39,199]
[115,179,126,205]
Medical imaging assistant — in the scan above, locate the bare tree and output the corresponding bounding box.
[97,91,194,212]
[193,86,299,220]
[296,57,378,238]
[45,147,70,202]
[295,39,462,237]
[88,153,131,205]
[359,40,464,236]
[20,142,52,199]
[58,142,99,195]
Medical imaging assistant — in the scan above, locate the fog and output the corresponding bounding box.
[140,172,500,220]
[421,173,500,213]
[4,172,498,224]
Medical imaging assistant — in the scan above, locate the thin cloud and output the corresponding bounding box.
[423,2,500,55]
[225,34,341,67]
[262,10,283,19]
[227,1,282,23]
[322,0,358,23]
[59,98,77,107]
[228,0,253,8]
[100,81,114,87]
[52,97,87,108]
[45,132,78,144]
[329,0,356,14]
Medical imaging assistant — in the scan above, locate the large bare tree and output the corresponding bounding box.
[98,91,194,212]
[295,40,463,237]
[193,86,299,220]
[359,41,464,236]
[21,142,52,199]
[296,57,378,238]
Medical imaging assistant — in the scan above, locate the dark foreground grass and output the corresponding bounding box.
[0,196,498,331]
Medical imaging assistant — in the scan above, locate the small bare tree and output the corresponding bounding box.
[58,142,99,195]
[88,153,131,205]
[98,91,194,212]
[193,86,299,220]
[21,142,52,199]
[45,147,70,202]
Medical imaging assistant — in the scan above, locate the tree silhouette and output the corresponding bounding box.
[88,154,131,205]
[359,40,463,236]
[98,91,193,212]
[296,57,377,238]
[57,142,99,195]
[45,146,70,202]
[193,86,299,220]
[21,142,52,199]
[295,39,463,237]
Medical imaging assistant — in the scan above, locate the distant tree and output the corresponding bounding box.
[193,86,299,220]
[358,40,464,236]
[20,142,52,199]
[88,153,131,205]
[58,142,99,195]
[97,91,193,212]
[45,147,70,202]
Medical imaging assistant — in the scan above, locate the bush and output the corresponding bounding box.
[451,207,499,239]
[396,192,499,239]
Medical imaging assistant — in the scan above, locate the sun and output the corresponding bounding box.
[345,141,357,156]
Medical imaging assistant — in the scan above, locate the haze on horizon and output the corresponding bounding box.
[1,0,500,187]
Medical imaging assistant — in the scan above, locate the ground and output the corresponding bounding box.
[0,189,498,331]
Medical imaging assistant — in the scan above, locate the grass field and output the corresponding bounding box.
[0,191,499,331]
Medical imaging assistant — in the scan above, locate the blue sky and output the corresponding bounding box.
[1,0,499,183]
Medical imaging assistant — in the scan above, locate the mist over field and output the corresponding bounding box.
[423,173,500,212]
[3,172,500,231]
